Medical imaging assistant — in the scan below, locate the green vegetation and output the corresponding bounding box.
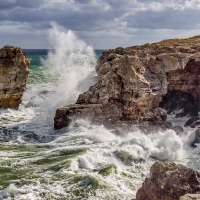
[99,164,117,176]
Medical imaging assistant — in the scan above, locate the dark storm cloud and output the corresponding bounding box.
[1,0,199,30]
[0,0,200,48]
[126,8,200,30]
[0,0,115,31]
[0,0,45,10]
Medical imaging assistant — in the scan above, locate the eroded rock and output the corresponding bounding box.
[54,36,200,130]
[0,46,30,109]
[136,161,200,200]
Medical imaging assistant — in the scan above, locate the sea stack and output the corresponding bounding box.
[54,36,200,131]
[0,46,30,109]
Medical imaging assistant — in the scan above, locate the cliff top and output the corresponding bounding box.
[158,35,200,46]
[0,45,26,59]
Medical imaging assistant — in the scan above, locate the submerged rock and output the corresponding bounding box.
[136,161,200,200]
[0,46,30,109]
[54,36,200,130]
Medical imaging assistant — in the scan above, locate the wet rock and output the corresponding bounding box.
[188,129,200,147]
[190,120,200,128]
[184,116,200,127]
[136,161,200,200]
[0,46,30,109]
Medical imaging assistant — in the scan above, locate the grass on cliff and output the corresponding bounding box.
[158,35,200,45]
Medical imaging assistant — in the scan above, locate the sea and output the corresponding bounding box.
[0,28,200,200]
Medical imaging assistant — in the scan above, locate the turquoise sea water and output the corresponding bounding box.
[0,31,200,200]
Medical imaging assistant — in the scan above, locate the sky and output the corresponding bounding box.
[0,0,200,49]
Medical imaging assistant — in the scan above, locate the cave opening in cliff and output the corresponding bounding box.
[159,58,200,118]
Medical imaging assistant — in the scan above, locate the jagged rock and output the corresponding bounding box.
[54,36,200,130]
[180,194,200,200]
[184,117,200,127]
[0,46,30,109]
[136,161,200,200]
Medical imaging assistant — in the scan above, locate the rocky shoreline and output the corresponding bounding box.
[54,35,200,135]
[53,36,200,199]
[1,38,200,199]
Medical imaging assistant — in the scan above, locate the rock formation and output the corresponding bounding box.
[0,46,30,109]
[54,36,200,130]
[180,194,200,200]
[136,162,200,200]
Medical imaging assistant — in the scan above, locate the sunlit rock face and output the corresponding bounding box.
[136,162,200,200]
[0,46,30,109]
[54,36,200,130]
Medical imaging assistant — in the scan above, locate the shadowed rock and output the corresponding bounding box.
[184,117,200,127]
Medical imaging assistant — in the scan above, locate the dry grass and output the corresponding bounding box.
[158,35,200,46]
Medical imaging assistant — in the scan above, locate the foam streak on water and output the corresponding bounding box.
[0,25,200,200]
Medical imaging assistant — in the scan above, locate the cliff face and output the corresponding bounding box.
[54,36,200,130]
[0,46,30,109]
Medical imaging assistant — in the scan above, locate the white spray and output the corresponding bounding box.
[28,23,97,125]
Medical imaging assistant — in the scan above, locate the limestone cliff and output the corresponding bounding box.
[54,36,200,130]
[0,46,30,109]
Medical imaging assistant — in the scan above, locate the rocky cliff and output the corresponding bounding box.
[0,46,30,109]
[54,36,200,130]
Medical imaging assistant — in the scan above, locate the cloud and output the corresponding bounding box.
[0,0,200,48]
[0,0,45,10]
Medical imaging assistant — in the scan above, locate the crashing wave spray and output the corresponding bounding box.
[32,23,97,125]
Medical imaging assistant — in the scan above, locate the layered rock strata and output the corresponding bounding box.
[0,46,30,109]
[54,36,200,130]
[136,162,200,200]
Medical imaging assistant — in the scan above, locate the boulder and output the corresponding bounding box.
[188,129,200,147]
[180,194,200,200]
[184,117,200,127]
[136,162,200,200]
[0,46,30,109]
[54,36,200,130]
